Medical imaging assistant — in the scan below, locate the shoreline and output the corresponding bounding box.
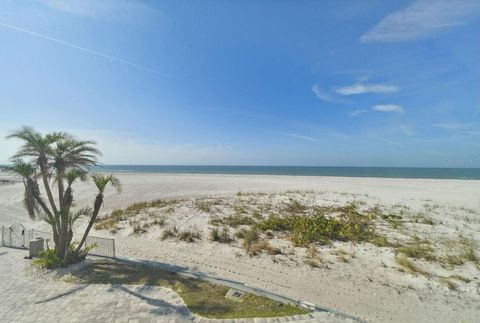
[85,164,480,180]
[90,170,480,182]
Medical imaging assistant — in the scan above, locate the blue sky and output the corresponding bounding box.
[0,0,479,167]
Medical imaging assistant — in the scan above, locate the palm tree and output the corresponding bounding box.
[7,126,67,215]
[51,139,101,260]
[5,160,40,219]
[75,174,121,254]
[6,127,119,265]
[52,138,101,209]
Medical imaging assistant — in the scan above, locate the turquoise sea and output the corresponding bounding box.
[93,165,480,180]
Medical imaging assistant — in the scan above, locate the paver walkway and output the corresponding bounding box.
[0,247,351,323]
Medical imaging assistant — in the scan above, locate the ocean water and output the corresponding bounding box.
[92,165,480,180]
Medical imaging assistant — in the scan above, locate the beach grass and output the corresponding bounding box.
[94,191,479,273]
[67,259,309,319]
[95,198,181,231]
[395,255,429,276]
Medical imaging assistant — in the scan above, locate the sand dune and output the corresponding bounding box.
[1,173,479,322]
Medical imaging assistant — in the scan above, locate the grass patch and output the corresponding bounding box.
[210,214,256,228]
[195,199,218,213]
[305,245,327,268]
[161,227,201,242]
[247,240,282,256]
[397,237,436,261]
[95,199,180,231]
[421,218,434,225]
[161,227,179,240]
[256,203,376,246]
[68,259,309,319]
[395,255,429,276]
[369,235,399,248]
[210,227,233,243]
[439,236,478,267]
[332,248,350,263]
[282,199,307,214]
[242,228,260,255]
[439,277,458,290]
[132,223,147,235]
[178,229,202,242]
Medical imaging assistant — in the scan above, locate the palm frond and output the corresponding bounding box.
[4,160,37,178]
[92,174,121,194]
[69,207,92,226]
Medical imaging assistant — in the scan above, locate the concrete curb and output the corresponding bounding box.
[101,255,366,323]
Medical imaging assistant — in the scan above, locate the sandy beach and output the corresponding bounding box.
[1,172,479,322]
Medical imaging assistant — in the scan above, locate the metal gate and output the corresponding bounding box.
[1,223,27,248]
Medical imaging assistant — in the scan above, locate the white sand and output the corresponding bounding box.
[1,173,479,322]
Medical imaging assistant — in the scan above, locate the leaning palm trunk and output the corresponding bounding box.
[75,194,103,254]
[74,174,120,255]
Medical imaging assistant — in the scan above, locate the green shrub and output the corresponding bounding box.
[257,205,375,247]
[32,248,62,269]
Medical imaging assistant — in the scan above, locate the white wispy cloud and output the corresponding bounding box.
[0,126,233,165]
[349,109,368,117]
[431,123,471,129]
[36,0,156,19]
[279,132,318,142]
[336,83,400,95]
[312,84,337,102]
[360,0,480,43]
[0,22,165,75]
[372,104,404,114]
[400,125,415,135]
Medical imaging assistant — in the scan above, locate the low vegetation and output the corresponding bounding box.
[33,243,96,269]
[397,236,436,261]
[94,191,479,280]
[210,227,233,243]
[256,203,377,246]
[395,255,429,277]
[305,245,327,268]
[439,236,478,268]
[95,199,181,231]
[161,227,201,242]
[67,259,309,319]
[210,213,256,227]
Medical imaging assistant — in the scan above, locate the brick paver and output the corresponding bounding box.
[0,247,350,323]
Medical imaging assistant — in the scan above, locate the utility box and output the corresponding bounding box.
[29,238,44,258]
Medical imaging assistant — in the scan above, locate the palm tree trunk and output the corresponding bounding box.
[37,162,66,257]
[40,163,58,214]
[57,175,65,210]
[75,194,103,254]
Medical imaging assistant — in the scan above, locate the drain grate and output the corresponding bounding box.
[225,288,246,301]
